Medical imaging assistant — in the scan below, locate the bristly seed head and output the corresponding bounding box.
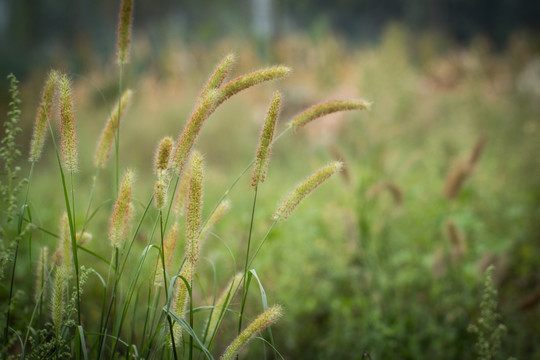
[199,53,236,100]
[170,91,217,176]
[220,305,283,360]
[30,70,59,163]
[109,169,135,248]
[185,151,204,264]
[215,66,291,109]
[153,136,173,175]
[94,89,133,168]
[288,99,371,131]
[272,161,344,221]
[58,74,78,172]
[153,171,169,210]
[252,91,281,188]
[116,0,133,65]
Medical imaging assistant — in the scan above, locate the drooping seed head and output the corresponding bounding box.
[252,91,281,188]
[288,99,371,131]
[153,136,173,175]
[170,91,217,175]
[273,161,344,221]
[58,74,78,172]
[116,0,133,65]
[94,89,133,168]
[30,70,59,163]
[220,305,283,360]
[185,151,204,264]
[199,53,236,100]
[109,169,135,248]
[215,66,291,109]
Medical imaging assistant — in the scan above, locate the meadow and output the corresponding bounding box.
[1,3,539,358]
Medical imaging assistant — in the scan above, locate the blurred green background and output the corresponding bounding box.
[1,0,540,359]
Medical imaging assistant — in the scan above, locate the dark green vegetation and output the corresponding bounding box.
[1,13,540,360]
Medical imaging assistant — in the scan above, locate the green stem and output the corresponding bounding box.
[238,186,259,334]
[159,211,179,360]
[115,64,124,195]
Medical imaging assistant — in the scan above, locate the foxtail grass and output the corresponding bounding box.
[221,305,282,360]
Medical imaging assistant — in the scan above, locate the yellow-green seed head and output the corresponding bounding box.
[58,212,71,267]
[220,305,283,360]
[51,265,67,337]
[199,53,236,100]
[109,169,135,248]
[116,0,133,65]
[215,66,291,109]
[153,171,169,210]
[170,91,217,176]
[76,231,93,246]
[288,99,371,131]
[153,136,173,175]
[185,151,204,264]
[252,91,281,188]
[94,89,133,168]
[58,74,78,172]
[273,161,344,221]
[30,70,59,162]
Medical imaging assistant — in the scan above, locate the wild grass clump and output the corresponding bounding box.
[0,1,370,358]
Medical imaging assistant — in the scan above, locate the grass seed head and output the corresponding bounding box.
[199,53,236,100]
[273,161,344,221]
[215,66,290,109]
[116,0,133,65]
[51,265,67,337]
[220,305,283,360]
[288,99,371,131]
[252,91,281,188]
[170,90,217,176]
[30,69,59,163]
[58,74,78,172]
[185,151,204,264]
[94,89,133,168]
[153,136,173,175]
[109,169,135,248]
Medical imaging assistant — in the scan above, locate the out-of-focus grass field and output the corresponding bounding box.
[5,24,540,358]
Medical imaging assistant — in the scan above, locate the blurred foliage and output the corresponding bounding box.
[1,18,540,358]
